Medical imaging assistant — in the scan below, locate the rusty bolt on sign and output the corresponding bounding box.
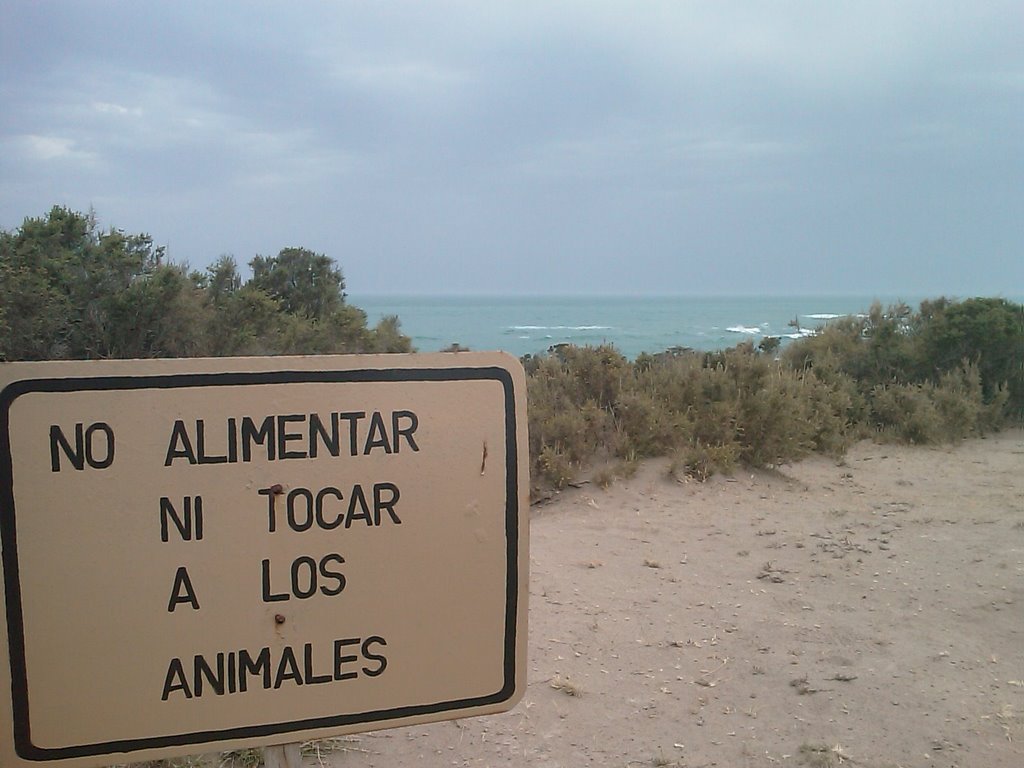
[270,483,284,495]
[274,614,286,625]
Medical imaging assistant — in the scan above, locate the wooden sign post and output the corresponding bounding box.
[262,743,302,768]
[0,353,529,768]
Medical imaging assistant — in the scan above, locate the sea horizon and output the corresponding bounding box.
[351,290,1024,299]
[349,293,1024,359]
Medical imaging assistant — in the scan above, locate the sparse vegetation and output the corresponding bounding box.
[526,299,1021,495]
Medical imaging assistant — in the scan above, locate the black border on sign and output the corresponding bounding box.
[0,366,521,761]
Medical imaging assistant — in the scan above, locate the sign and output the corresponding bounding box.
[0,353,529,768]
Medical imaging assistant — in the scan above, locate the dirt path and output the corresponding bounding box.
[320,431,1024,768]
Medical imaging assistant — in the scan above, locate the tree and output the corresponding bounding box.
[916,297,1024,416]
[250,247,344,320]
[0,206,207,360]
[204,254,244,304]
[1,207,412,361]
[0,206,87,359]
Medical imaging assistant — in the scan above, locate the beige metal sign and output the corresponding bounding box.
[0,353,529,768]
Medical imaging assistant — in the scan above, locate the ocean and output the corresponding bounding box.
[351,294,1020,359]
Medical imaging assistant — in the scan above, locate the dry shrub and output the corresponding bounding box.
[613,389,680,457]
[524,298,1019,493]
[931,365,984,440]
[868,362,1005,444]
[537,445,576,489]
[869,383,942,444]
[799,365,865,455]
[594,458,640,489]
[669,442,739,482]
[527,341,849,491]
[527,348,623,489]
[593,466,616,489]
[734,370,815,467]
[932,362,1009,437]
[533,399,613,462]
[549,343,631,409]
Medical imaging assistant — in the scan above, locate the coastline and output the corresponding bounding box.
[351,294,1024,358]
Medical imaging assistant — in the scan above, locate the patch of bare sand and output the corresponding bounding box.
[328,431,1024,768]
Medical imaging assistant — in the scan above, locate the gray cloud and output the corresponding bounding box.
[1,1,1021,295]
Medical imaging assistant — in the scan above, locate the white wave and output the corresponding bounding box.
[782,329,819,339]
[802,313,842,320]
[727,325,762,335]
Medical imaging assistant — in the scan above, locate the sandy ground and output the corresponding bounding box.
[300,430,1024,768]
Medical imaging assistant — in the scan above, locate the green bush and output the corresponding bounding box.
[0,207,413,361]
[914,297,1024,419]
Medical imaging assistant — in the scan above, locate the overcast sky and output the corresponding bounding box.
[1,2,1021,296]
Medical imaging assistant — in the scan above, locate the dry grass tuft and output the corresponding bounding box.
[550,674,583,697]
